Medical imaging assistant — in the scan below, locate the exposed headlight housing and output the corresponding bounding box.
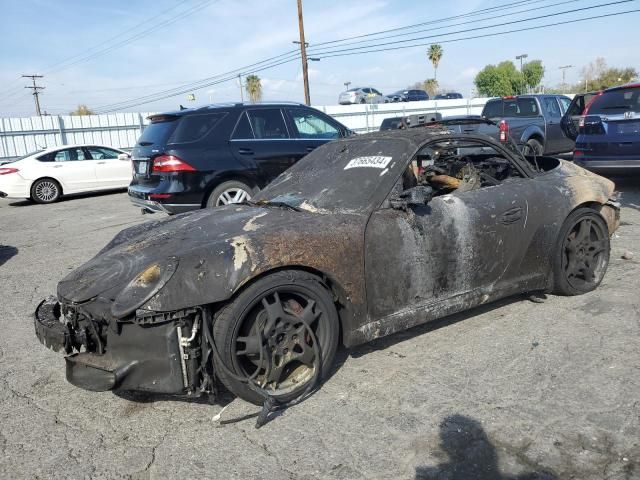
[111,257,179,318]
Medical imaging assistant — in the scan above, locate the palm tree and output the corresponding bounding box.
[427,44,444,82]
[245,75,262,103]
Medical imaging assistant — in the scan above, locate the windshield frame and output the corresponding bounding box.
[253,132,534,214]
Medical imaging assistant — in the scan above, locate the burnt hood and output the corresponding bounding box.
[56,205,307,308]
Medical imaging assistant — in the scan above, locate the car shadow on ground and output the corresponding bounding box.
[414,414,556,480]
[0,245,18,267]
[6,188,128,207]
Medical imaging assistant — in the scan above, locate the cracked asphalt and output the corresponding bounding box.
[0,180,639,480]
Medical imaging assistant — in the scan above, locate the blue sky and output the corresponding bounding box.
[0,0,639,116]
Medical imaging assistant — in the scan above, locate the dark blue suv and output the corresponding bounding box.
[574,84,640,173]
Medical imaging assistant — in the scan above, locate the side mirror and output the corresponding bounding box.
[390,185,433,210]
[118,153,130,161]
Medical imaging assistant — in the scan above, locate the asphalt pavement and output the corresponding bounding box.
[0,182,638,480]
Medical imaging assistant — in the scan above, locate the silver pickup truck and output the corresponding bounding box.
[480,95,575,155]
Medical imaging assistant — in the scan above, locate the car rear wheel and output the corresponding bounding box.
[213,270,340,405]
[206,180,254,208]
[31,178,61,204]
[359,98,366,104]
[552,208,610,295]
[523,138,544,156]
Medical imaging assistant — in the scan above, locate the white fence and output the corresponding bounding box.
[0,98,489,160]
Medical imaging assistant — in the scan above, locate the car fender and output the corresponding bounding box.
[520,125,545,145]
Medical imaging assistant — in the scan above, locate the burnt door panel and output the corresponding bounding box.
[364,179,541,326]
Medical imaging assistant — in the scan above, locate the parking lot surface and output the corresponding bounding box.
[0,183,639,480]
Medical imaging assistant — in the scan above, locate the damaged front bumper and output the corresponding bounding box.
[602,198,621,236]
[34,297,203,395]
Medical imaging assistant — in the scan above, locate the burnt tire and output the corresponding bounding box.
[206,180,254,208]
[31,178,61,204]
[524,138,544,156]
[552,208,610,296]
[213,270,339,405]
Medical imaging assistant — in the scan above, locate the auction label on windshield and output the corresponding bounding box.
[344,156,393,170]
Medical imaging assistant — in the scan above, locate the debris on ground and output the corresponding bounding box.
[622,251,634,260]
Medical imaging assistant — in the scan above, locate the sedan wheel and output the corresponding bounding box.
[213,270,339,405]
[553,208,610,295]
[31,179,61,204]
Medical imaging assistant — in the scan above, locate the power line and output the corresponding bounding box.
[310,0,557,47]
[96,4,639,113]
[316,8,640,60]
[89,1,583,112]
[305,0,579,52]
[307,0,634,56]
[96,56,301,113]
[0,0,214,103]
[92,49,301,112]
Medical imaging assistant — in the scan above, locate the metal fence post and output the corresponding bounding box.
[57,115,67,146]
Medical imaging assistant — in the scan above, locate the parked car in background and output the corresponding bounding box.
[560,91,601,141]
[435,92,463,100]
[379,112,442,130]
[481,94,574,155]
[0,145,131,203]
[573,84,640,173]
[128,102,352,214]
[386,89,429,103]
[338,87,385,105]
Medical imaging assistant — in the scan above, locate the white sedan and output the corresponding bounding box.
[0,145,132,204]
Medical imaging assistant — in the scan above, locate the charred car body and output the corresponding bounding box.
[35,127,620,405]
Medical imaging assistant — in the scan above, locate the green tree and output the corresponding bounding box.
[423,79,439,97]
[245,74,262,103]
[580,57,637,91]
[522,60,545,92]
[70,104,94,116]
[427,44,444,82]
[474,61,521,97]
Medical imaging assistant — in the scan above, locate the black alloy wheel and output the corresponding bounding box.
[213,270,339,405]
[553,209,610,295]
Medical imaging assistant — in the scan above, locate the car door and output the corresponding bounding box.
[285,107,343,155]
[541,96,566,153]
[230,109,299,186]
[86,146,131,188]
[364,138,542,328]
[39,147,98,193]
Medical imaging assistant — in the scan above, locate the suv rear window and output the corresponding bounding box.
[587,87,640,115]
[169,112,226,143]
[138,116,178,146]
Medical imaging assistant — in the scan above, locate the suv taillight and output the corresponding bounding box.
[152,155,196,173]
[0,168,19,175]
[499,120,509,142]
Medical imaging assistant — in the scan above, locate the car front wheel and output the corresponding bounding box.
[212,270,340,405]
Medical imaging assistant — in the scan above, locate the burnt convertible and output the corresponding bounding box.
[35,127,620,405]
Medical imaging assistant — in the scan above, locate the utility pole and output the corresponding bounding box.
[238,74,244,102]
[296,0,310,105]
[23,74,44,116]
[516,54,528,94]
[559,65,573,93]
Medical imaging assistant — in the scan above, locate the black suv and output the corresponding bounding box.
[128,102,351,214]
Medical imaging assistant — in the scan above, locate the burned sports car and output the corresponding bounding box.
[35,126,620,407]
